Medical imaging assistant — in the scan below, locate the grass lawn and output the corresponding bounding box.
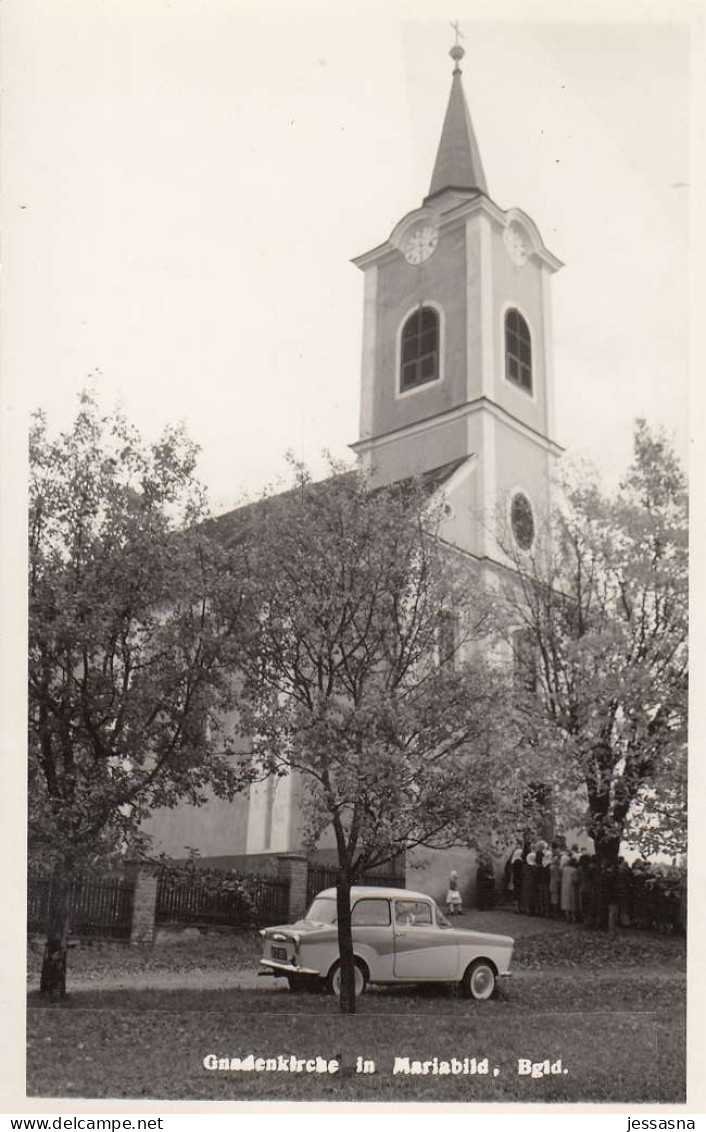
[28,997,682,1104]
[26,930,260,982]
[26,910,686,980]
[27,918,686,1104]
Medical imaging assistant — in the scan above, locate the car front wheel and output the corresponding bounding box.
[463,959,496,1001]
[328,960,367,999]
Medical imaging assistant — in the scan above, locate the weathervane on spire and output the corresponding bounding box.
[449,20,465,71]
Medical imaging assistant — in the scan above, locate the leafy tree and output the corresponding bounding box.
[238,460,531,1014]
[500,421,687,869]
[29,393,250,995]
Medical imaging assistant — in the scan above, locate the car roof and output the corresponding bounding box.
[314,886,434,902]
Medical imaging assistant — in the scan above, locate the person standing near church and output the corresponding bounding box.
[523,850,538,916]
[476,853,495,910]
[537,841,551,916]
[446,870,463,916]
[561,852,577,922]
[510,847,524,913]
[549,849,562,918]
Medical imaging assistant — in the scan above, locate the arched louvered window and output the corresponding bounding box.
[400,306,439,392]
[505,308,532,393]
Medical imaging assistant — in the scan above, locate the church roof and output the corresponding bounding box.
[413,455,469,493]
[207,458,471,549]
[426,47,488,201]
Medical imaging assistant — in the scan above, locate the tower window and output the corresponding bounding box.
[505,308,532,393]
[400,306,439,392]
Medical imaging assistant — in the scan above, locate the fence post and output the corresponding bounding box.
[277,854,308,921]
[130,869,158,946]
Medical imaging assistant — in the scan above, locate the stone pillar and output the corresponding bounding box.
[277,854,309,921]
[130,869,158,946]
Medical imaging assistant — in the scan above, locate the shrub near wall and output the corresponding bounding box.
[155,865,289,929]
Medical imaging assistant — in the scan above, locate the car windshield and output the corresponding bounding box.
[304,897,337,924]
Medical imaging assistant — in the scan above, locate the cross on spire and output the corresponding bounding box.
[425,18,488,201]
[448,20,466,71]
[449,20,465,47]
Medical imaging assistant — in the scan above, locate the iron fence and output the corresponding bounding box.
[27,872,135,940]
[156,870,289,928]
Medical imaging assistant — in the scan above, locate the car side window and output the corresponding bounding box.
[351,899,391,927]
[394,900,433,927]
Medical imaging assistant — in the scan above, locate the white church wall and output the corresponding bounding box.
[437,457,479,556]
[142,788,250,860]
[406,844,479,910]
[367,414,468,488]
[494,422,554,523]
[246,772,298,853]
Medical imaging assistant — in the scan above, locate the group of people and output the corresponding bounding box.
[506,842,686,933]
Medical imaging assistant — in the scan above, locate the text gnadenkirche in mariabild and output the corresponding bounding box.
[202,1053,568,1078]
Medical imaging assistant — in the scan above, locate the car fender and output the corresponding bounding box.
[459,943,512,976]
[461,953,498,978]
[325,950,371,982]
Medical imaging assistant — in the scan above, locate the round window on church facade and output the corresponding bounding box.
[510,492,535,550]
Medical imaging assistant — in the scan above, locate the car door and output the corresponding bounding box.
[350,897,394,980]
[392,898,459,979]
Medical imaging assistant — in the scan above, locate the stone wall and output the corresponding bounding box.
[129,870,158,946]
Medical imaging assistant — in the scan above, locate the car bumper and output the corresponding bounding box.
[259,959,321,978]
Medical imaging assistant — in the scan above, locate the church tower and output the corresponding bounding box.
[351,41,563,562]
[145,36,567,875]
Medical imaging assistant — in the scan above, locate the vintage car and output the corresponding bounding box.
[259,885,513,1000]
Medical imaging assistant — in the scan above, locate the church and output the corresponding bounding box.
[147,38,564,903]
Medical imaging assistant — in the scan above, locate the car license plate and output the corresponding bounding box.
[271,946,288,960]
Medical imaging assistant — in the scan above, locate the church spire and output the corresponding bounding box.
[426,38,488,202]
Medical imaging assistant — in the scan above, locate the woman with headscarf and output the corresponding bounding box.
[522,850,539,916]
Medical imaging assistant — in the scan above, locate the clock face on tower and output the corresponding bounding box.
[403,225,439,265]
[503,223,528,267]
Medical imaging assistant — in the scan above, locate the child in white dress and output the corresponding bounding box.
[446,870,463,915]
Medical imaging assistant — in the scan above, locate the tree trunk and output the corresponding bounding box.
[335,867,356,1015]
[593,836,620,868]
[589,831,621,930]
[39,861,70,1000]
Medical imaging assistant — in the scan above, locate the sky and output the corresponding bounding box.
[3,5,692,517]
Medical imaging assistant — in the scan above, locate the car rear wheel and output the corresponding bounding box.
[463,959,496,1001]
[328,960,367,999]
